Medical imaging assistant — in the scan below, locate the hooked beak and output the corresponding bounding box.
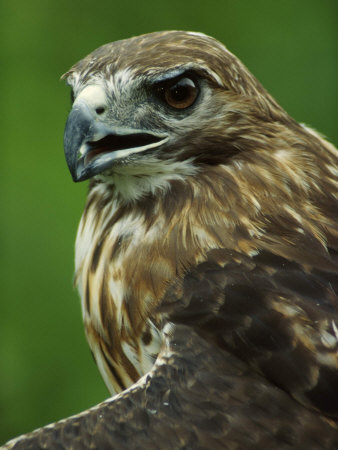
[64,101,168,182]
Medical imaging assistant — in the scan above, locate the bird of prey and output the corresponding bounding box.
[3,31,338,449]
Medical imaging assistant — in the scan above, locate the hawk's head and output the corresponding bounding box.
[63,31,296,200]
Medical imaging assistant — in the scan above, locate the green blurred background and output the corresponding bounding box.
[2,0,337,443]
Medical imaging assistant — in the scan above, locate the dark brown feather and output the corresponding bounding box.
[4,326,338,450]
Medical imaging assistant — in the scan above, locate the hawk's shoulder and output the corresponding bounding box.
[164,242,338,418]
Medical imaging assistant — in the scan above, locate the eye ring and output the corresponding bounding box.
[160,77,199,109]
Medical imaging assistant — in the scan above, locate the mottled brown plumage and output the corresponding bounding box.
[3,31,338,449]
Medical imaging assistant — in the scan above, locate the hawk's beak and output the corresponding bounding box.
[64,101,168,182]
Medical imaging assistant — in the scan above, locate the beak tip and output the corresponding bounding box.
[71,174,80,183]
[73,165,91,183]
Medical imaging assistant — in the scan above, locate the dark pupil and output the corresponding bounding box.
[169,78,193,101]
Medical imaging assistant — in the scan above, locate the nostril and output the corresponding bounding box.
[95,107,105,115]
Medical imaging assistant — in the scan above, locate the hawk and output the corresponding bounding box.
[3,31,338,449]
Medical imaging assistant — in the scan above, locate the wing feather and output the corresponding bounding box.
[4,325,338,449]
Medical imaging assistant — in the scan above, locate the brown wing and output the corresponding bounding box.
[3,324,338,450]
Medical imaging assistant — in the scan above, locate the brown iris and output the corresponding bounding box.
[163,77,198,109]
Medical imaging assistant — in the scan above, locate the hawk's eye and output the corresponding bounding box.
[163,77,198,109]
